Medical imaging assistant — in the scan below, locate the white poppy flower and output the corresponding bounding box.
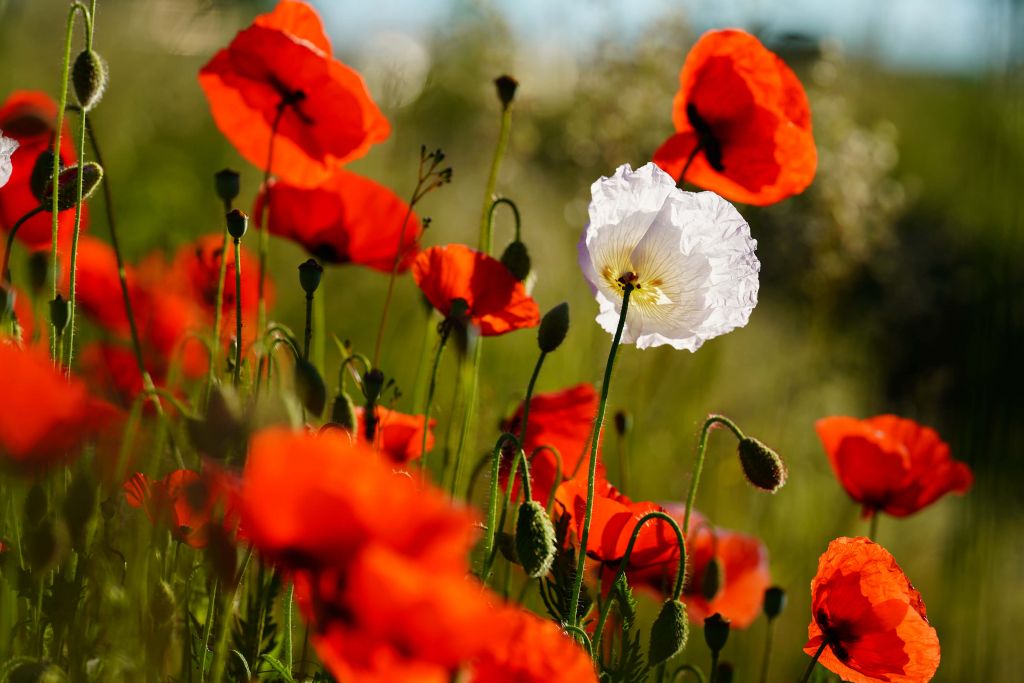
[0,131,18,189]
[579,162,759,351]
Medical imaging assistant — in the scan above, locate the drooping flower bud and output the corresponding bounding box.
[703,613,731,654]
[30,150,59,203]
[49,294,69,332]
[500,240,531,281]
[514,501,556,578]
[494,74,519,109]
[362,368,385,404]
[649,599,689,666]
[226,209,248,240]
[294,358,326,418]
[700,556,724,602]
[298,258,323,295]
[72,49,108,112]
[763,585,787,620]
[537,302,569,353]
[330,391,357,431]
[44,162,103,211]
[214,168,241,206]
[614,409,633,436]
[737,437,787,492]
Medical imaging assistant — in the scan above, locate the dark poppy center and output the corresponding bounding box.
[815,609,856,663]
[686,103,725,172]
[267,76,316,125]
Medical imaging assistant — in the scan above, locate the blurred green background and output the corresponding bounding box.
[1,0,1021,680]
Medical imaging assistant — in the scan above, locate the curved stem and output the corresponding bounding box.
[682,415,745,535]
[800,639,829,683]
[480,431,525,583]
[1,206,45,284]
[592,510,687,648]
[530,444,563,512]
[256,104,286,339]
[562,624,594,660]
[487,197,522,244]
[568,284,633,627]
[232,238,243,386]
[419,323,451,471]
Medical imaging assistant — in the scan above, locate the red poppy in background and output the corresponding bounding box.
[412,244,540,336]
[815,415,972,518]
[0,343,118,472]
[501,383,599,505]
[255,170,422,272]
[355,406,436,466]
[0,91,88,248]
[198,0,389,187]
[124,468,239,548]
[806,537,940,683]
[652,29,816,206]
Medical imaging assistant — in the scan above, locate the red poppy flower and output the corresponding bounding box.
[123,468,239,548]
[0,91,88,249]
[470,606,598,683]
[501,383,600,505]
[255,170,422,272]
[0,342,118,472]
[805,536,940,683]
[815,415,972,518]
[652,29,816,206]
[198,0,389,187]
[355,406,436,466]
[412,244,540,336]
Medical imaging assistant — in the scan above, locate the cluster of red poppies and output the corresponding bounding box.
[0,1,975,682]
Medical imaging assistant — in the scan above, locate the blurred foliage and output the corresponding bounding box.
[1,0,1021,680]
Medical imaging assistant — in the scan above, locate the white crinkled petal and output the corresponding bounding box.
[0,132,18,190]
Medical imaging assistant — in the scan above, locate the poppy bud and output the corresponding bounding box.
[294,358,326,417]
[330,391,357,431]
[494,74,519,109]
[27,251,48,294]
[703,613,731,654]
[362,368,385,404]
[715,662,735,683]
[614,409,632,436]
[44,162,103,212]
[537,302,569,353]
[214,168,241,206]
[72,49,107,112]
[649,598,689,666]
[187,384,245,459]
[49,294,69,332]
[63,471,96,551]
[763,585,786,620]
[700,556,724,602]
[30,150,59,203]
[226,209,248,240]
[24,483,47,527]
[298,258,323,295]
[514,501,556,578]
[497,530,518,564]
[737,437,787,492]
[500,240,531,281]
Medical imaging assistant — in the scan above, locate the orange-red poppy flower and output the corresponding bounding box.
[652,29,816,206]
[501,383,600,505]
[0,90,88,249]
[412,244,540,336]
[815,415,972,518]
[0,342,118,472]
[198,0,389,187]
[470,606,598,683]
[355,406,436,466]
[805,536,940,683]
[123,468,239,548]
[255,170,422,272]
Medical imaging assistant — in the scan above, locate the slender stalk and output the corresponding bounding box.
[709,653,720,683]
[256,104,286,339]
[479,107,513,252]
[569,284,633,627]
[448,335,480,496]
[283,582,295,673]
[759,619,775,683]
[1,206,45,284]
[209,224,231,388]
[312,286,325,371]
[868,512,879,541]
[675,141,702,190]
[232,238,243,386]
[800,639,829,683]
[302,292,313,360]
[63,104,92,370]
[199,580,218,682]
[480,432,524,583]
[372,186,419,368]
[419,324,451,471]
[682,415,744,535]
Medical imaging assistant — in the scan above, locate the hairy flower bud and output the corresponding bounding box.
[703,612,731,654]
[29,150,58,203]
[294,358,326,417]
[226,209,248,240]
[515,501,556,578]
[500,240,531,281]
[49,294,69,332]
[494,74,519,109]
[330,391,357,431]
[763,585,787,620]
[44,162,103,211]
[72,49,108,112]
[737,437,787,492]
[214,168,241,206]
[649,599,689,666]
[537,302,569,353]
[298,258,323,295]
[700,556,724,602]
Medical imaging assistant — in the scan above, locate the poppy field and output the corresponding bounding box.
[0,1,1020,682]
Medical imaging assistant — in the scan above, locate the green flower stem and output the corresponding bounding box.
[372,181,421,369]
[869,512,880,541]
[1,206,45,284]
[232,238,244,386]
[448,337,480,496]
[562,624,594,660]
[682,415,745,535]
[480,431,521,579]
[568,284,633,628]
[199,579,218,682]
[758,619,775,683]
[709,653,720,683]
[478,107,513,252]
[529,444,563,512]
[419,323,451,471]
[62,110,91,371]
[209,225,231,388]
[48,2,91,362]
[302,291,313,360]
[312,287,325,371]
[800,639,829,683]
[592,511,687,649]
[256,103,285,341]
[283,582,295,673]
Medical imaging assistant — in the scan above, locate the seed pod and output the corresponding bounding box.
[298,258,324,295]
[763,585,787,620]
[514,501,556,578]
[700,556,724,602]
[72,49,107,111]
[226,209,248,240]
[500,240,531,281]
[362,368,385,404]
[649,598,689,667]
[737,437,787,492]
[494,74,519,109]
[613,409,632,436]
[214,168,241,205]
[537,302,569,353]
[703,612,731,654]
[43,162,103,211]
[294,358,327,417]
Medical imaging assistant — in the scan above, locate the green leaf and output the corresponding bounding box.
[260,654,295,682]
